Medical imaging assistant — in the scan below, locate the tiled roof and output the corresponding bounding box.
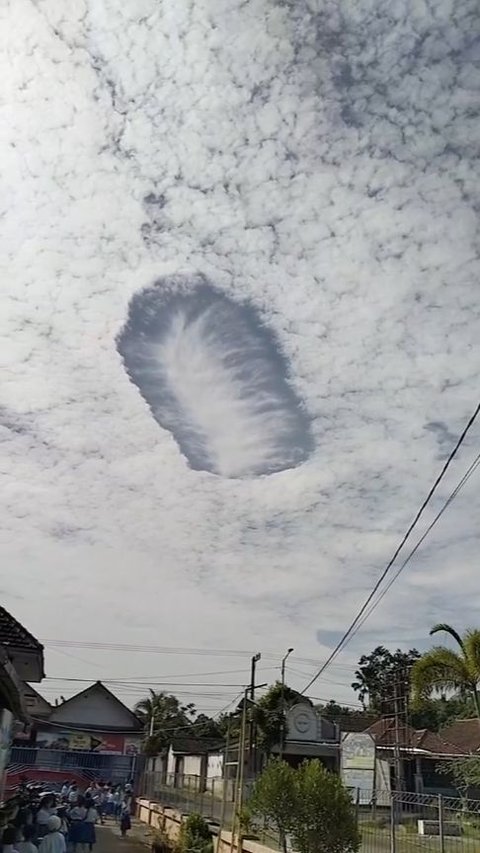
[171,736,224,755]
[440,719,480,754]
[365,718,463,756]
[0,607,43,653]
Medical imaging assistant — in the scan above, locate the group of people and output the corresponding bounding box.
[0,780,133,853]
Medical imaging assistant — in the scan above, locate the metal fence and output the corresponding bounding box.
[140,772,480,852]
[6,747,140,792]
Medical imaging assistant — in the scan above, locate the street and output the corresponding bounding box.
[95,823,148,853]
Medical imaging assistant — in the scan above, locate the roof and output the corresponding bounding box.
[440,719,480,754]
[47,681,143,731]
[170,736,224,755]
[0,607,43,654]
[365,718,463,757]
[337,713,379,733]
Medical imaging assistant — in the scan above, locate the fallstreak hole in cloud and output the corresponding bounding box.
[117,277,314,478]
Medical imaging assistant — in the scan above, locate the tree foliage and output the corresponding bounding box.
[248,760,297,843]
[411,625,480,718]
[437,757,480,801]
[293,760,360,853]
[351,646,420,712]
[178,814,213,853]
[134,690,196,754]
[249,760,360,853]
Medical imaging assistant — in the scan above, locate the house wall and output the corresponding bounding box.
[207,752,223,779]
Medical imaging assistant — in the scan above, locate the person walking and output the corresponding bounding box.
[68,798,87,853]
[38,817,66,853]
[82,798,98,852]
[119,804,131,838]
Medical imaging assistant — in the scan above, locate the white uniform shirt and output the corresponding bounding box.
[38,834,66,853]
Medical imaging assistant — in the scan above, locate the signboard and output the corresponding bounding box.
[36,730,125,753]
[341,732,375,805]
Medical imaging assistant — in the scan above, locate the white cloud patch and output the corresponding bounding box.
[1,0,480,709]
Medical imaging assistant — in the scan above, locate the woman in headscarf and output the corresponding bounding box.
[38,817,65,853]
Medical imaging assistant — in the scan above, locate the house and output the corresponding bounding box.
[0,607,44,684]
[7,681,143,792]
[0,607,45,800]
[166,737,223,789]
[364,718,465,796]
[35,681,143,753]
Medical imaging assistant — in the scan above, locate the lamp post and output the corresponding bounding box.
[279,648,294,762]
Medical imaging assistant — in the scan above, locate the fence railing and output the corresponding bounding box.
[139,772,480,852]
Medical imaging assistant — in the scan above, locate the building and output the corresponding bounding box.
[364,718,465,796]
[0,606,45,800]
[7,681,143,792]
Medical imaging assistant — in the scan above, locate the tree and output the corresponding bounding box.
[135,690,196,754]
[411,625,480,719]
[253,682,311,755]
[249,760,296,852]
[352,646,420,712]
[293,760,360,853]
[437,756,480,802]
[249,760,360,853]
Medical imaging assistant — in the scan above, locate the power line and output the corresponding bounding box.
[302,400,480,694]
[349,452,480,642]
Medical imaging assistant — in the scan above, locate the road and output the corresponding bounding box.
[95,823,148,853]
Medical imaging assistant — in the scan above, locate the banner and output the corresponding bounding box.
[36,730,125,753]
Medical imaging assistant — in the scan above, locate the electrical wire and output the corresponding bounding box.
[349,452,480,642]
[301,400,480,695]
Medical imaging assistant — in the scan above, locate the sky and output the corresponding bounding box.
[1,0,480,716]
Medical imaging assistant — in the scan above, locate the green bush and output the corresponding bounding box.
[178,813,213,853]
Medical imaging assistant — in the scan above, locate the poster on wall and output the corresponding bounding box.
[36,730,125,753]
[341,732,376,805]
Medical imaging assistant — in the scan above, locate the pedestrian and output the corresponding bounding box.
[2,826,21,853]
[60,782,69,799]
[38,817,65,853]
[17,825,38,853]
[68,797,87,853]
[113,788,122,823]
[82,798,98,852]
[105,788,114,820]
[67,785,79,806]
[120,805,131,838]
[35,801,53,841]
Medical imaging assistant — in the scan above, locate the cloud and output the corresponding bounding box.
[1,0,479,711]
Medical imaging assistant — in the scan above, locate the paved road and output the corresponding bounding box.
[95,823,148,853]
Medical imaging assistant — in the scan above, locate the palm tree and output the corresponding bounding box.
[411,624,480,719]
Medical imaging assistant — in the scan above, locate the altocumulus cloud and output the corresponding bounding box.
[117,276,313,478]
[1,0,480,710]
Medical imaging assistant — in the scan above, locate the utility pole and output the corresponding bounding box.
[230,690,248,853]
[249,653,261,775]
[393,674,403,827]
[279,648,294,762]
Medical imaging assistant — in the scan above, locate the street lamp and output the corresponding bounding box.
[279,648,294,761]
